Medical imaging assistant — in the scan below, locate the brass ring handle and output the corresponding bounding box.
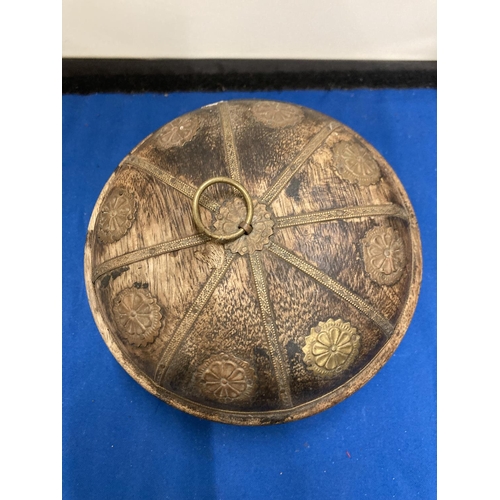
[192,177,254,242]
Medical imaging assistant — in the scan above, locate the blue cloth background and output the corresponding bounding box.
[63,90,436,499]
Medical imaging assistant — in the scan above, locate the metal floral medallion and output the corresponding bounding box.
[214,198,274,255]
[251,101,304,128]
[332,140,381,186]
[96,187,136,244]
[362,226,406,285]
[85,99,422,425]
[158,114,199,149]
[112,287,162,346]
[196,353,255,403]
[302,319,360,376]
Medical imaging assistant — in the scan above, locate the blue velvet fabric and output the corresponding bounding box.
[63,90,436,499]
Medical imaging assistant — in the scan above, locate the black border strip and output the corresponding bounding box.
[62,59,436,94]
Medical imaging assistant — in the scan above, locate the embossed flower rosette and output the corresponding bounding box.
[362,226,406,286]
[213,198,274,255]
[112,287,162,347]
[332,140,381,186]
[302,319,360,377]
[196,353,255,403]
[251,101,304,128]
[96,187,136,244]
[158,114,199,149]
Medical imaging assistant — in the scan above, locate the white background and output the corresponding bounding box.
[62,0,436,60]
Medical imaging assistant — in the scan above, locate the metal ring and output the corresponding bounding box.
[192,177,254,242]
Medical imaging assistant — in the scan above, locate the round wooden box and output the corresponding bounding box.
[84,100,422,425]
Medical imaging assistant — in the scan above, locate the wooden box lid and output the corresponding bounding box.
[84,100,422,425]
